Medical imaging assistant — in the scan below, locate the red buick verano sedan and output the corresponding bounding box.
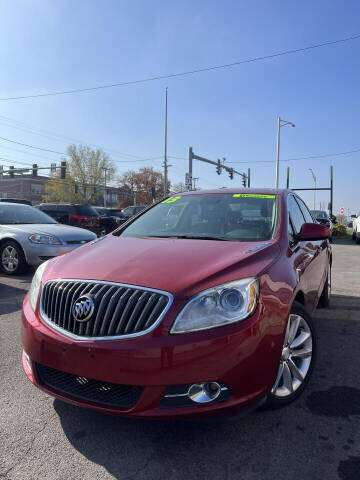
[22,189,331,418]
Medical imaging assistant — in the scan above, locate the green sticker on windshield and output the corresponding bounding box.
[162,196,182,204]
[233,194,276,199]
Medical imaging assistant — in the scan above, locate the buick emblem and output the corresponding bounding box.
[72,295,95,322]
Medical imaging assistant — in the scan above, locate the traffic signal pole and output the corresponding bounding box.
[186,147,249,190]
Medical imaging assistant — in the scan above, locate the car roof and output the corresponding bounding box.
[0,202,32,206]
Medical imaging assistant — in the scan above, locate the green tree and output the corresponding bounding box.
[44,144,116,204]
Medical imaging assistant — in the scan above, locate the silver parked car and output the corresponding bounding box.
[0,202,96,275]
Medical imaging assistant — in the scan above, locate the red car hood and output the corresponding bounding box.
[45,235,280,299]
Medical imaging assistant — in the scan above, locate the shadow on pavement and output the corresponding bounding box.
[52,293,360,479]
[332,237,356,245]
[0,283,28,315]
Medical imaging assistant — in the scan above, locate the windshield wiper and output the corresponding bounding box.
[175,235,231,241]
[143,235,230,241]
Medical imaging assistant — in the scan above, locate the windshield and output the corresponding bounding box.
[118,193,278,242]
[311,210,328,219]
[0,204,57,224]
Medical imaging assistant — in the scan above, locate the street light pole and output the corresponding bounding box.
[163,86,168,196]
[275,117,281,188]
[275,117,295,188]
[309,168,316,209]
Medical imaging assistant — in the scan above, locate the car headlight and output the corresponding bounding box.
[170,278,259,334]
[29,261,50,311]
[29,233,62,245]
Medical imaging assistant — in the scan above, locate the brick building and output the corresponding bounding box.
[0,175,48,204]
[0,175,124,207]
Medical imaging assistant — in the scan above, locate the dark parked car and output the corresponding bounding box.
[311,210,333,242]
[121,205,147,219]
[22,189,331,418]
[37,204,102,236]
[0,198,32,205]
[92,207,121,234]
[106,208,127,222]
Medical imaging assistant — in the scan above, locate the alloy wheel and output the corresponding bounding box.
[271,314,313,398]
[1,246,19,273]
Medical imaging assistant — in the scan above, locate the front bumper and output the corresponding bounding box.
[21,295,284,418]
[24,243,86,266]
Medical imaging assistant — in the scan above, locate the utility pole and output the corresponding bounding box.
[163,86,168,196]
[102,167,108,207]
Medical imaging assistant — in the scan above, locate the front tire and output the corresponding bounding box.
[0,241,27,275]
[265,302,316,409]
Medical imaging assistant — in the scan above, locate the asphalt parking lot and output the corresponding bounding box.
[1,238,360,480]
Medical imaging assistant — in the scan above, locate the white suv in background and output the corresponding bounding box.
[352,215,360,244]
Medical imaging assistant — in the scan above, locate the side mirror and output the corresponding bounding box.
[298,222,330,241]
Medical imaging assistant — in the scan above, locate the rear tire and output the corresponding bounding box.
[356,234,360,245]
[0,240,27,275]
[265,302,316,409]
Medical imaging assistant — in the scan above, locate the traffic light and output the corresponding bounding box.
[242,175,247,187]
[216,159,222,175]
[60,161,66,179]
[32,164,38,177]
[228,168,234,180]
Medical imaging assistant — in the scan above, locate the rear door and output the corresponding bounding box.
[287,194,319,310]
[295,196,328,297]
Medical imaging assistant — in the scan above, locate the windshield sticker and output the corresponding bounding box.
[162,196,182,204]
[233,194,276,199]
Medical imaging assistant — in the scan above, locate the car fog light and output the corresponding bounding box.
[188,382,221,403]
[23,351,32,374]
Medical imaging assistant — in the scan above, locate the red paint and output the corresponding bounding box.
[22,189,331,418]
[298,222,330,241]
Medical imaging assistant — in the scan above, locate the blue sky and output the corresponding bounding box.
[1,0,360,214]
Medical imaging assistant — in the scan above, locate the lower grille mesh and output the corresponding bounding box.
[36,364,143,408]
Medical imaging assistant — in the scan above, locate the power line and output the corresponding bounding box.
[0,136,65,155]
[0,135,164,164]
[226,147,360,164]
[0,115,159,161]
[1,34,360,101]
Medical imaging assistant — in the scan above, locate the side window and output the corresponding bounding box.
[288,215,296,247]
[58,206,72,214]
[296,197,314,224]
[288,195,305,235]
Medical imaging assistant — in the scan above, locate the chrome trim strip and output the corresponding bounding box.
[164,386,228,398]
[39,278,173,342]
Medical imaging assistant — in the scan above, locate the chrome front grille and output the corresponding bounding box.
[40,280,172,340]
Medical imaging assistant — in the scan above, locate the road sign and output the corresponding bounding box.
[340,207,344,214]
[51,163,57,174]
